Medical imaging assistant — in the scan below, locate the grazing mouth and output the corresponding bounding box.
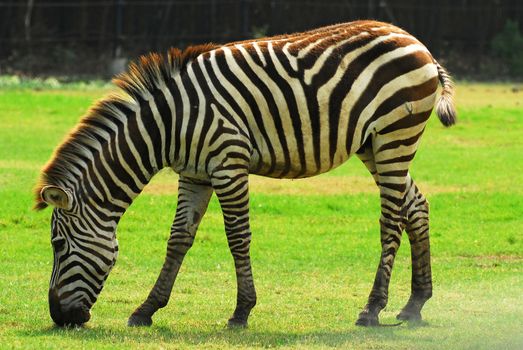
[52,304,91,327]
[49,289,91,327]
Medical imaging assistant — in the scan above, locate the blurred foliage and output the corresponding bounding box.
[491,20,523,75]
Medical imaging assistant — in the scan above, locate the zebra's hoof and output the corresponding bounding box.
[396,309,422,322]
[127,314,153,327]
[227,317,247,329]
[355,312,379,327]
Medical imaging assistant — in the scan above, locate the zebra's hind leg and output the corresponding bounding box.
[356,138,406,326]
[355,137,416,326]
[356,172,408,326]
[396,176,432,323]
[128,177,213,327]
[211,170,256,328]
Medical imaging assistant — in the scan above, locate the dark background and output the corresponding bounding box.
[1,0,522,79]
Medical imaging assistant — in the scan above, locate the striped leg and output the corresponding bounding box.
[128,177,213,326]
[356,186,407,325]
[355,132,421,326]
[212,171,256,328]
[397,176,432,322]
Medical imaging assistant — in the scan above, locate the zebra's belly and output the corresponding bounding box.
[248,145,353,179]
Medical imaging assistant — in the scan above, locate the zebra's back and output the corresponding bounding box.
[202,21,440,179]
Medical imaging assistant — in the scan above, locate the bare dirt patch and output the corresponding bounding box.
[456,84,523,109]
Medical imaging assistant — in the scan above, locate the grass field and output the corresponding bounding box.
[0,81,522,349]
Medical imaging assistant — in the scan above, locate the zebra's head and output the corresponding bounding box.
[40,185,119,327]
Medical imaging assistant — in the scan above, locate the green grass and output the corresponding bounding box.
[1,83,522,349]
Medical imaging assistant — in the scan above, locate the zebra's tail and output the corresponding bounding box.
[434,61,457,127]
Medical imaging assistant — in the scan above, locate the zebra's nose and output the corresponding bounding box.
[49,288,91,327]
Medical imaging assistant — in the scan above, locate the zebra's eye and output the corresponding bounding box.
[52,238,66,252]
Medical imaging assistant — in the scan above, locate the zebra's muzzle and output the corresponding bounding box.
[49,288,91,327]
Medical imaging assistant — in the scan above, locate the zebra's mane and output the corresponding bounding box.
[113,44,218,100]
[34,43,218,210]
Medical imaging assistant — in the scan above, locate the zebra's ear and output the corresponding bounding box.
[40,186,73,210]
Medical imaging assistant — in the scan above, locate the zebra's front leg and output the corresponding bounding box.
[212,171,256,328]
[128,178,213,326]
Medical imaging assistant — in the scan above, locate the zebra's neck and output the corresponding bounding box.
[37,89,179,215]
[35,45,222,213]
[80,90,180,212]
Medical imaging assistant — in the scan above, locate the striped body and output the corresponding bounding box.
[35,20,456,327]
[165,22,439,179]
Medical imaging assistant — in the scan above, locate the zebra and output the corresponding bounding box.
[35,20,456,328]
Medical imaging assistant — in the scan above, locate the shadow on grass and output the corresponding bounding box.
[18,321,432,348]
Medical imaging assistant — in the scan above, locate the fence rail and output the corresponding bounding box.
[1,0,522,77]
